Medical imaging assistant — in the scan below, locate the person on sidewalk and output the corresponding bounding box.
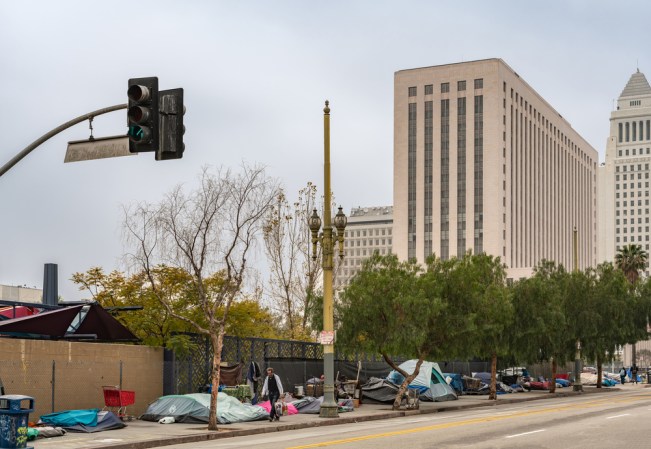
[619,367,626,385]
[261,367,284,422]
[631,365,638,384]
[246,360,261,405]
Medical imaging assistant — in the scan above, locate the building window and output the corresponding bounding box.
[408,87,417,97]
[441,82,450,93]
[474,78,483,89]
[425,84,433,95]
[458,80,466,91]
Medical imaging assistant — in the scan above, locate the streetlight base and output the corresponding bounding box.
[319,382,339,418]
[319,404,339,418]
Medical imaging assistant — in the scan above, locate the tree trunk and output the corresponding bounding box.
[550,358,557,394]
[392,358,423,410]
[488,352,497,400]
[596,354,602,388]
[208,329,225,431]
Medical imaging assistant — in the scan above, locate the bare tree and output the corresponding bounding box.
[123,164,278,431]
[263,183,322,339]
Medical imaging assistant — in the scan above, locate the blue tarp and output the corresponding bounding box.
[40,409,99,427]
[443,373,463,394]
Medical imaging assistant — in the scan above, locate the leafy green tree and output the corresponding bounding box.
[464,253,513,400]
[615,244,649,365]
[72,266,279,345]
[581,263,633,387]
[511,260,572,393]
[337,254,431,410]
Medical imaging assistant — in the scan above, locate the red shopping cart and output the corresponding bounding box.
[102,385,135,420]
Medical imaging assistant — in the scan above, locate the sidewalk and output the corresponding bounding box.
[31,385,633,449]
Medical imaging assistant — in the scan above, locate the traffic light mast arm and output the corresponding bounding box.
[0,103,127,178]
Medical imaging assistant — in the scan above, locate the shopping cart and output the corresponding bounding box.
[102,385,135,420]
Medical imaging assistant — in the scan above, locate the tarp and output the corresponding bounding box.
[361,377,401,403]
[39,409,126,433]
[388,360,458,402]
[140,392,268,424]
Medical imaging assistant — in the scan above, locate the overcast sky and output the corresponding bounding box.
[1,0,648,301]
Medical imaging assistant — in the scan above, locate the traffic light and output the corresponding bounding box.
[156,88,185,160]
[127,77,159,153]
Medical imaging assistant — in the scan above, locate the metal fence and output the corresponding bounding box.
[162,334,497,395]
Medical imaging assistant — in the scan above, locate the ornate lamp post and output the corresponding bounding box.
[309,101,347,418]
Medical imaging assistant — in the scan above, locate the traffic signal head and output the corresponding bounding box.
[127,77,159,153]
[156,88,185,160]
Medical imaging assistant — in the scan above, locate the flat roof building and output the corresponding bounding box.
[337,206,393,289]
[393,59,598,277]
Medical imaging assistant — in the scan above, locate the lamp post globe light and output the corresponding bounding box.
[309,101,347,418]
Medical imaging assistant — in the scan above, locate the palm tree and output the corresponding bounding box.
[615,244,648,284]
[614,244,649,366]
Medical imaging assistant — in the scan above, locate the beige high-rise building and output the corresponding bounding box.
[598,69,651,275]
[336,206,393,289]
[393,59,598,278]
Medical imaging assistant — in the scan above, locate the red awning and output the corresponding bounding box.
[0,304,137,341]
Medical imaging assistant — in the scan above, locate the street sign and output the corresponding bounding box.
[65,135,134,163]
[318,330,336,345]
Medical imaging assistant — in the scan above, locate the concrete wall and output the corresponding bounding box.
[0,339,163,419]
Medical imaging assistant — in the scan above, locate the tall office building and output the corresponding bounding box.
[598,69,651,275]
[336,206,393,289]
[394,59,598,278]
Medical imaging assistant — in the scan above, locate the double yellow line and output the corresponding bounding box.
[287,393,651,448]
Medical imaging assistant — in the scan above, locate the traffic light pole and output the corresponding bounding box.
[0,104,126,178]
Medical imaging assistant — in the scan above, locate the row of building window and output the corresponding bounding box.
[618,148,650,157]
[345,228,391,237]
[616,227,651,234]
[344,238,392,247]
[618,121,650,143]
[408,79,483,97]
[616,164,648,172]
[616,216,650,224]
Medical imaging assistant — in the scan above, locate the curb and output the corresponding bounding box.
[81,387,619,449]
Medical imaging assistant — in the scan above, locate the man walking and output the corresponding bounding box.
[261,367,284,422]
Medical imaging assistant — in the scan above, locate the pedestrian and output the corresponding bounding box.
[632,364,638,384]
[246,360,261,405]
[261,367,284,422]
[619,366,626,385]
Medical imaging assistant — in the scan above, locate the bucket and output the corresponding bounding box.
[294,386,304,397]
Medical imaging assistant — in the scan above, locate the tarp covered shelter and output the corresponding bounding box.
[387,360,458,402]
[0,304,137,341]
[140,393,269,424]
[39,409,126,433]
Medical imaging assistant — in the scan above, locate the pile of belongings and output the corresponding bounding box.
[580,371,619,387]
[39,409,126,433]
[289,396,354,413]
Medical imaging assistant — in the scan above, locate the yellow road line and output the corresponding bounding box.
[286,392,651,449]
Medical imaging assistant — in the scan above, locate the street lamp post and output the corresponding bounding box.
[573,226,583,392]
[309,100,347,418]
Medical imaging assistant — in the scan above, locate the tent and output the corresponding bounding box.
[387,360,458,402]
[140,393,268,424]
[39,409,126,433]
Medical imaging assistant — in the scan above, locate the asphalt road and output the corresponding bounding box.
[160,387,651,449]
